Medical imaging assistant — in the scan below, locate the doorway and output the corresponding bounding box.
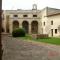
[51,29,53,36]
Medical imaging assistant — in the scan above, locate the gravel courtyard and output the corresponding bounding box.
[2,34,60,60]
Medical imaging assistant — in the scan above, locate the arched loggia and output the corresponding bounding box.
[13,21,19,30]
[22,21,29,33]
[31,21,38,34]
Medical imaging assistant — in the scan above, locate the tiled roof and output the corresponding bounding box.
[46,7,60,16]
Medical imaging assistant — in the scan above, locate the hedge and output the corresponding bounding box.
[12,28,26,37]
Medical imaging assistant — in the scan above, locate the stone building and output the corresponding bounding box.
[2,4,60,37]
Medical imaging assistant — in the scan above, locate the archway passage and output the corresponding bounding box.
[22,21,29,33]
[31,21,38,34]
[13,21,19,30]
[6,25,9,33]
[2,27,5,32]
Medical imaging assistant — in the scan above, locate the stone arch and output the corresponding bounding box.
[13,21,19,30]
[31,21,38,34]
[22,21,29,33]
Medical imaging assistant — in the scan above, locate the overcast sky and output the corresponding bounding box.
[2,0,60,10]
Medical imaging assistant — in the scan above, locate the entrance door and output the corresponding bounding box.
[51,29,53,36]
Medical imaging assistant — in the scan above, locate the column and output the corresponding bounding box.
[38,22,42,34]
[29,23,31,34]
[19,23,22,28]
[4,22,6,33]
[9,21,13,34]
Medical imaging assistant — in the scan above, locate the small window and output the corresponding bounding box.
[14,15,18,17]
[23,15,28,17]
[33,15,37,17]
[51,21,53,25]
[55,29,57,34]
[44,22,45,26]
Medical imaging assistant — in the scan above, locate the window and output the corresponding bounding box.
[14,15,18,17]
[51,21,53,25]
[44,22,45,26]
[55,29,57,34]
[23,15,28,17]
[33,15,37,17]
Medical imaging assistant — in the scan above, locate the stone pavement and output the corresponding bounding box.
[2,34,60,60]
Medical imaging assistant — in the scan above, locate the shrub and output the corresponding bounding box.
[12,28,26,37]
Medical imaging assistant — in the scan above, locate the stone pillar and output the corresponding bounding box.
[3,20,6,33]
[38,22,42,34]
[19,23,22,28]
[38,23,40,34]
[29,23,31,34]
[4,23,6,33]
[9,21,13,33]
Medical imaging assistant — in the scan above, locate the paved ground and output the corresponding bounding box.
[2,34,60,60]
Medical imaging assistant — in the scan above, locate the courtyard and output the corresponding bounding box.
[2,34,60,60]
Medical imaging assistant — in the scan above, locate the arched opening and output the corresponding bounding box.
[2,27,5,32]
[13,21,19,30]
[31,21,38,34]
[22,21,29,33]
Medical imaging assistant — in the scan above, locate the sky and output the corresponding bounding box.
[2,0,60,10]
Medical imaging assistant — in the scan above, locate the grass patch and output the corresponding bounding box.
[18,35,60,45]
[35,37,60,45]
